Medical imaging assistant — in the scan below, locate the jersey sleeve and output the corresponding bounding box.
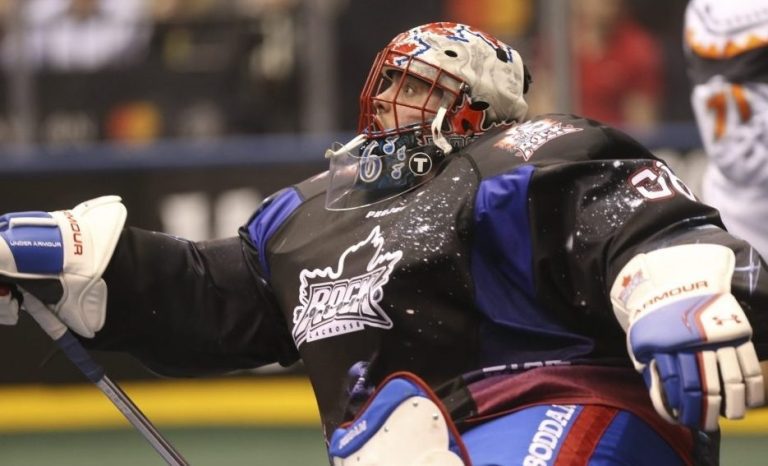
[471,114,768,359]
[525,132,768,359]
[86,225,300,376]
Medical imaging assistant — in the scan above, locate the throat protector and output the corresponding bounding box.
[325,134,445,211]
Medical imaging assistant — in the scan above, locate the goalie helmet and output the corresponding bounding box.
[359,22,531,153]
[325,22,531,210]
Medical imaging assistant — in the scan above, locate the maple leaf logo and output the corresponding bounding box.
[618,270,646,307]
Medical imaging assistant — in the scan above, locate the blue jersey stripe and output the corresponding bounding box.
[246,188,302,278]
[472,165,536,300]
[471,165,594,362]
[472,166,549,338]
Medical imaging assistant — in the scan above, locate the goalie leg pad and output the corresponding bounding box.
[329,372,469,466]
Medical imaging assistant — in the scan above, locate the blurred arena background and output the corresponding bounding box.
[0,0,764,464]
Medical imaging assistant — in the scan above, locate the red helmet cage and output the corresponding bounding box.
[358,47,464,138]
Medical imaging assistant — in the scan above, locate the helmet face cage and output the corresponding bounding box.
[357,22,529,147]
[358,49,462,140]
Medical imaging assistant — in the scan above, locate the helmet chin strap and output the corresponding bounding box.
[325,133,367,159]
[430,105,453,155]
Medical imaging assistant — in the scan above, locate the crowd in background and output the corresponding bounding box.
[0,0,690,146]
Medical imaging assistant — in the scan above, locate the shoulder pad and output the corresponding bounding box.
[462,113,656,179]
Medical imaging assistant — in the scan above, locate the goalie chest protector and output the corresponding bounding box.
[253,113,662,434]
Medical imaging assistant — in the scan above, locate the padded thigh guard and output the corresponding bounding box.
[610,244,764,431]
[0,196,127,337]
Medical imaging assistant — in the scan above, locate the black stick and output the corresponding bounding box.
[27,307,190,466]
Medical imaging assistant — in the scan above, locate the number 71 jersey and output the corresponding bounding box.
[684,0,768,187]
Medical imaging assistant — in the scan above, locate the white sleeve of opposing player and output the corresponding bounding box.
[691,81,768,186]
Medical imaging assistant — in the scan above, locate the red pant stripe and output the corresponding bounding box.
[554,405,618,466]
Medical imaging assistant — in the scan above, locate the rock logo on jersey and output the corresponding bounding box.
[494,118,583,160]
[292,226,403,347]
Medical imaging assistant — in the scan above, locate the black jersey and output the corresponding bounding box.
[93,114,768,460]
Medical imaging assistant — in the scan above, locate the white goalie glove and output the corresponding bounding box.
[0,196,126,337]
[610,243,765,431]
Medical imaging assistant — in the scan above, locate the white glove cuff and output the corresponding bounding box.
[609,243,736,331]
[50,196,127,337]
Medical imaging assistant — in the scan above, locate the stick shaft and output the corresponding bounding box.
[14,278,190,463]
[43,325,190,465]
[53,331,190,465]
[96,375,189,465]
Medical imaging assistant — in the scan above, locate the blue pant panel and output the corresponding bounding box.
[461,404,685,466]
[588,411,684,466]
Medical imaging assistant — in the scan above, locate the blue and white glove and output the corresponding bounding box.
[0,196,126,337]
[610,244,765,431]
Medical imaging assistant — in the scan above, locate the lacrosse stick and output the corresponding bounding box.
[25,302,189,466]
